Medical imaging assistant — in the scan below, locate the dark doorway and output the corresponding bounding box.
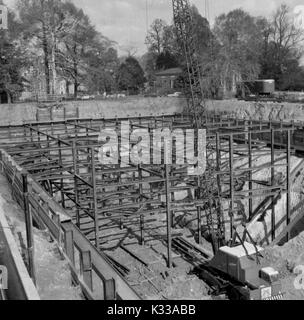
[0,90,9,104]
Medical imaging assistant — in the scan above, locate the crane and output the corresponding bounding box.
[171,0,225,252]
[171,0,205,126]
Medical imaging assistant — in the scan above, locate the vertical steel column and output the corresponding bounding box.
[50,108,53,121]
[197,205,202,245]
[72,141,80,228]
[216,133,223,235]
[117,119,124,230]
[248,128,253,220]
[138,164,145,245]
[165,164,172,268]
[229,135,235,240]
[74,120,78,139]
[280,121,283,146]
[58,140,65,209]
[271,128,276,241]
[22,173,36,285]
[23,124,27,142]
[37,124,41,144]
[30,126,33,143]
[286,130,291,242]
[90,147,100,249]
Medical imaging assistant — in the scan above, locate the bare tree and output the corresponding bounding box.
[18,0,77,95]
[145,19,167,55]
[119,44,138,57]
[270,4,304,69]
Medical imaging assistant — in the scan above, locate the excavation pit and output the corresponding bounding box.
[1,114,303,300]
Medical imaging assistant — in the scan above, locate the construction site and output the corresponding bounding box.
[1,0,304,302]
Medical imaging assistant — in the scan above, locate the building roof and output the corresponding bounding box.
[155,68,183,77]
[219,242,264,258]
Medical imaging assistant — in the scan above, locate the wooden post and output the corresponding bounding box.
[104,279,116,300]
[22,173,36,285]
[64,229,75,265]
[80,251,93,291]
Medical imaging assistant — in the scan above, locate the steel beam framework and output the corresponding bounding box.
[0,113,301,298]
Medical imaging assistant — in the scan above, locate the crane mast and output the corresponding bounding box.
[171,0,205,125]
[172,0,224,251]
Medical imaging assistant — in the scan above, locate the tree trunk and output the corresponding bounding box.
[66,81,70,96]
[74,63,78,98]
[74,80,78,98]
[73,44,78,98]
[50,32,57,95]
[42,20,50,95]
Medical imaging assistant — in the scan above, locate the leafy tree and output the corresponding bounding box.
[17,0,118,98]
[18,0,72,94]
[213,9,265,94]
[56,1,99,97]
[117,57,146,94]
[0,8,27,102]
[84,47,119,94]
[156,51,179,70]
[145,19,168,55]
[191,5,213,56]
[140,51,157,86]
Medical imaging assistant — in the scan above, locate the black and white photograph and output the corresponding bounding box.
[1,0,304,307]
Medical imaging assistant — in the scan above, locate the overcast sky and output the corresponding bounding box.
[4,0,304,55]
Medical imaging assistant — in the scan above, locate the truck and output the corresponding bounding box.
[198,241,284,300]
[236,80,276,100]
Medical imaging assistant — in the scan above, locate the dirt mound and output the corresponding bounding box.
[263,232,304,300]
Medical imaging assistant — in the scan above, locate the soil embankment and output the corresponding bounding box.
[206,99,304,122]
[2,98,304,125]
[0,97,186,126]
